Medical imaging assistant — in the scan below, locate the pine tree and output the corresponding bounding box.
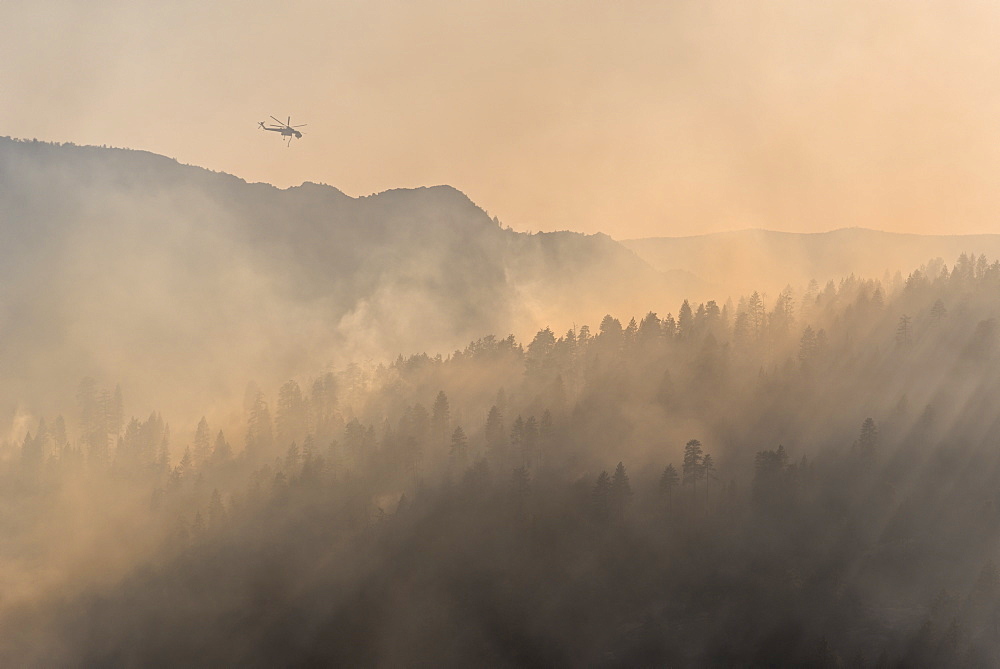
[592,471,612,521]
[156,434,170,474]
[799,326,818,368]
[857,417,878,459]
[704,300,722,338]
[178,446,194,480]
[747,291,766,338]
[638,311,662,347]
[276,380,307,447]
[702,453,716,503]
[159,424,170,473]
[611,461,633,521]
[193,416,211,467]
[191,510,205,536]
[52,416,68,450]
[770,286,795,336]
[344,418,367,471]
[246,392,273,459]
[660,463,679,511]
[522,416,538,468]
[526,328,556,379]
[509,416,524,470]
[662,313,677,339]
[431,391,451,447]
[896,314,912,347]
[683,439,705,501]
[930,299,947,322]
[677,300,694,339]
[485,405,505,463]
[285,442,301,471]
[211,430,233,466]
[78,377,109,464]
[871,285,885,309]
[623,317,638,347]
[449,425,468,472]
[599,315,623,340]
[753,445,791,507]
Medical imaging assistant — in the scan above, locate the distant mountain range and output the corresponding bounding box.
[623,228,1000,299]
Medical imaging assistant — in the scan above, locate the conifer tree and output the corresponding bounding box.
[610,461,633,521]
[485,405,505,462]
[930,299,947,322]
[509,416,524,469]
[178,446,194,480]
[276,380,307,447]
[702,453,716,502]
[211,430,232,466]
[431,391,451,447]
[246,392,273,459]
[660,463,679,510]
[799,326,817,365]
[896,315,912,347]
[523,416,538,468]
[449,425,468,472]
[683,439,705,501]
[857,418,878,459]
[193,416,211,467]
[592,470,612,521]
[638,311,662,347]
[677,300,694,339]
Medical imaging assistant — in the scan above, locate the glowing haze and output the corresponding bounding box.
[4,1,1000,237]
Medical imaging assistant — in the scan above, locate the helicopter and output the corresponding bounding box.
[258,116,307,146]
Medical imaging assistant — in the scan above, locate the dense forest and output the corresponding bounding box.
[2,252,1000,665]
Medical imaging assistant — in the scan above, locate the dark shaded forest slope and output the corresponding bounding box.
[0,138,681,418]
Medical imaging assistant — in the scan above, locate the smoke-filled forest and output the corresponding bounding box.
[10,1,1000,664]
[4,206,1000,666]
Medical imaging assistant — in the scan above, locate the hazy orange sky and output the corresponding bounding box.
[4,1,1000,238]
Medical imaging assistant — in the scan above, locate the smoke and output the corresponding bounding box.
[6,139,1000,664]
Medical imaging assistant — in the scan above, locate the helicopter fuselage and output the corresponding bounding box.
[262,125,300,137]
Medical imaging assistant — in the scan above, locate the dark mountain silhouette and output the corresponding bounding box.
[0,138,686,417]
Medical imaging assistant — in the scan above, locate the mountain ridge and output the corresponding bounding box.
[626,226,1000,241]
[0,138,683,419]
[622,226,1000,298]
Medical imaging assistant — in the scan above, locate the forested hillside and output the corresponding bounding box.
[0,138,684,419]
[2,252,1000,665]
